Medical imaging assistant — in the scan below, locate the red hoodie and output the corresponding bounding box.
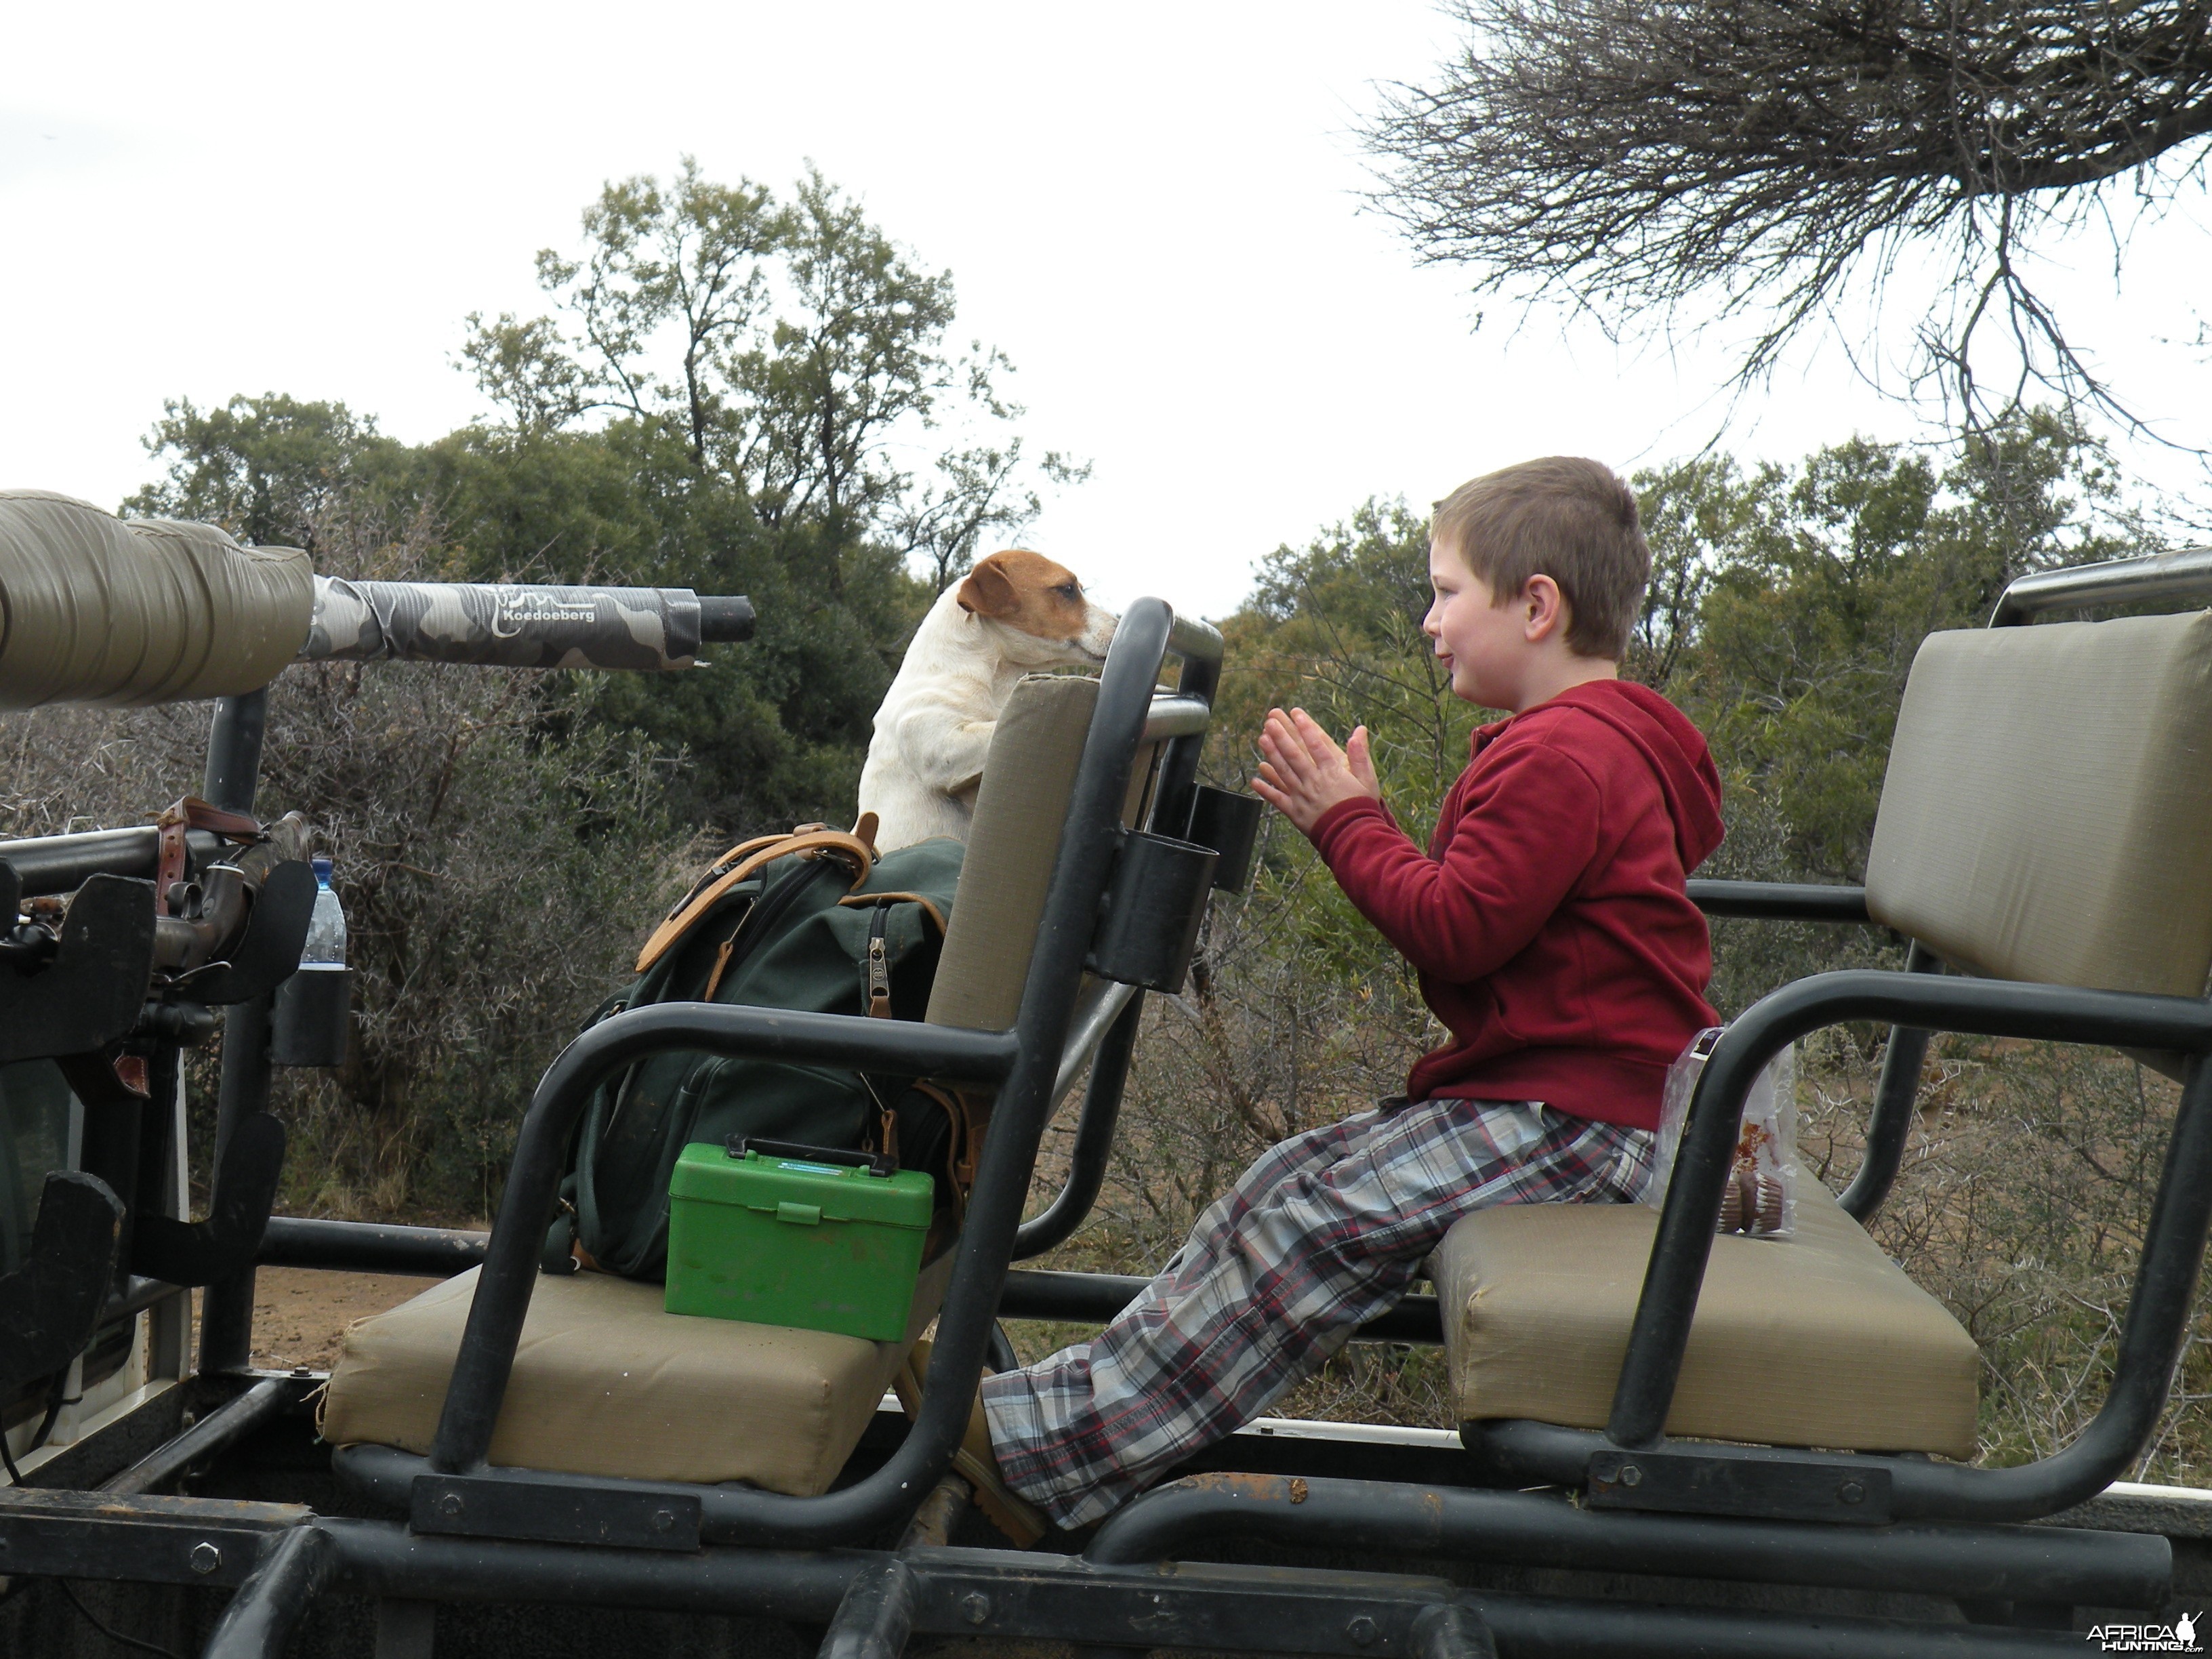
[1307,680,1723,1131]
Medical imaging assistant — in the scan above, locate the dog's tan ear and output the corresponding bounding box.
[956,560,1018,617]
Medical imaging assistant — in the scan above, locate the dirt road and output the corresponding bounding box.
[242,1267,443,1372]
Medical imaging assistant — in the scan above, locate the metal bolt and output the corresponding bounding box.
[652,1509,676,1533]
[1346,1614,1378,1647]
[961,1592,991,1626]
[1837,1480,1865,1505]
[437,1492,464,1519]
[1618,1463,1643,1488]
[188,1542,222,1575]
[1589,1456,1619,1483]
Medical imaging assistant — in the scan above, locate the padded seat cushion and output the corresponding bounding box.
[321,1254,948,1493]
[1866,610,2212,1000]
[1431,1179,1980,1458]
[925,673,1155,1033]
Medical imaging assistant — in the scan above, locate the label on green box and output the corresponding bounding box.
[665,1143,933,1341]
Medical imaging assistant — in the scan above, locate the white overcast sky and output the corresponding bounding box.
[4,3,2207,620]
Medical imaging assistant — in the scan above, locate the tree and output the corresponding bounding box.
[126,393,415,554]
[461,159,1075,588]
[1365,2,2212,429]
[468,161,784,464]
[1643,411,2142,880]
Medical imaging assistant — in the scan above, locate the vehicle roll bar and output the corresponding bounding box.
[1990,546,2212,626]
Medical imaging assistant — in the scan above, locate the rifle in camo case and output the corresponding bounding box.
[299,577,754,672]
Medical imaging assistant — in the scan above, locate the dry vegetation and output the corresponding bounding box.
[0,503,700,1221]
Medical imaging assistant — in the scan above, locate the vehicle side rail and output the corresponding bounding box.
[1685,880,1870,924]
[259,1214,1446,1347]
[998,1268,1443,1345]
[0,1486,2105,1657]
[1082,1470,2169,1610]
[1605,967,2212,1523]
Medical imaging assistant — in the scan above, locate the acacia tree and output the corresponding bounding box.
[1366,2,2212,430]
[125,393,411,555]
[462,159,1077,588]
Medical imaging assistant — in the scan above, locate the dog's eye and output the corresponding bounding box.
[1056,582,1080,598]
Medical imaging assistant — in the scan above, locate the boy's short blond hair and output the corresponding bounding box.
[1432,457,1649,660]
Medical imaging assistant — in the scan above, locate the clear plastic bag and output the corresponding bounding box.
[1643,1027,1797,1240]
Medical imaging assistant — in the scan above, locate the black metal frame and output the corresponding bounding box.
[0,1482,2111,1657]
[11,554,2212,1658]
[291,600,1223,1553]
[1454,975,2212,1520]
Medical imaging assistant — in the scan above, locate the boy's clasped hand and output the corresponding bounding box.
[1252,707,1380,834]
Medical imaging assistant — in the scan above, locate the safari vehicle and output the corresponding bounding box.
[3,489,2212,1659]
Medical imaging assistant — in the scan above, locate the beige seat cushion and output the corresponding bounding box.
[1866,610,2212,1000]
[1431,1179,1980,1458]
[321,1253,949,1493]
[926,671,1155,1032]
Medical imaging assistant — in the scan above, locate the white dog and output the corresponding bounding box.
[859,549,1118,851]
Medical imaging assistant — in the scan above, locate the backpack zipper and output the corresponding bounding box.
[865,900,894,1018]
[708,856,842,1000]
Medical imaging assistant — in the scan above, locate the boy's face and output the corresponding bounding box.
[1423,536,1536,709]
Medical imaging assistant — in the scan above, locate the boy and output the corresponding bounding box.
[962,456,1723,1537]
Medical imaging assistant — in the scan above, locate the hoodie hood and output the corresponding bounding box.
[1502,680,1725,872]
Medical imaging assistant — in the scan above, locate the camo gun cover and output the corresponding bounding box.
[302,577,705,672]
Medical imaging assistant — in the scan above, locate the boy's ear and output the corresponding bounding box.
[1523,574,1571,641]
[957,561,1018,617]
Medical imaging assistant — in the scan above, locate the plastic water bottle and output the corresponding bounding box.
[274,855,352,1068]
[302,857,347,966]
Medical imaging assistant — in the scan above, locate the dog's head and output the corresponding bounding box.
[956,549,1118,667]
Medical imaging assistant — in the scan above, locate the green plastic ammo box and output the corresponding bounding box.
[664,1137,934,1341]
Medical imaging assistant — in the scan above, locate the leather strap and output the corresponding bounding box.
[905,1080,994,1223]
[154,796,265,918]
[636,827,874,972]
[836,890,949,936]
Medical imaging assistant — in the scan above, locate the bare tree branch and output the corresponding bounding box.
[1366,0,2212,432]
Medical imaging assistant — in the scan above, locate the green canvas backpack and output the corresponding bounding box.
[547,823,967,1281]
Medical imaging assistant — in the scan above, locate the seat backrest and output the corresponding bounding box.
[925,674,1158,1033]
[0,491,312,709]
[1866,610,2212,1000]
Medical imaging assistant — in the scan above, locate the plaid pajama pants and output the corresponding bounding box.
[979,1095,1654,1529]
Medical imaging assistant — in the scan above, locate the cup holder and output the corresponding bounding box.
[1086,830,1220,994]
[1183,785,1263,893]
